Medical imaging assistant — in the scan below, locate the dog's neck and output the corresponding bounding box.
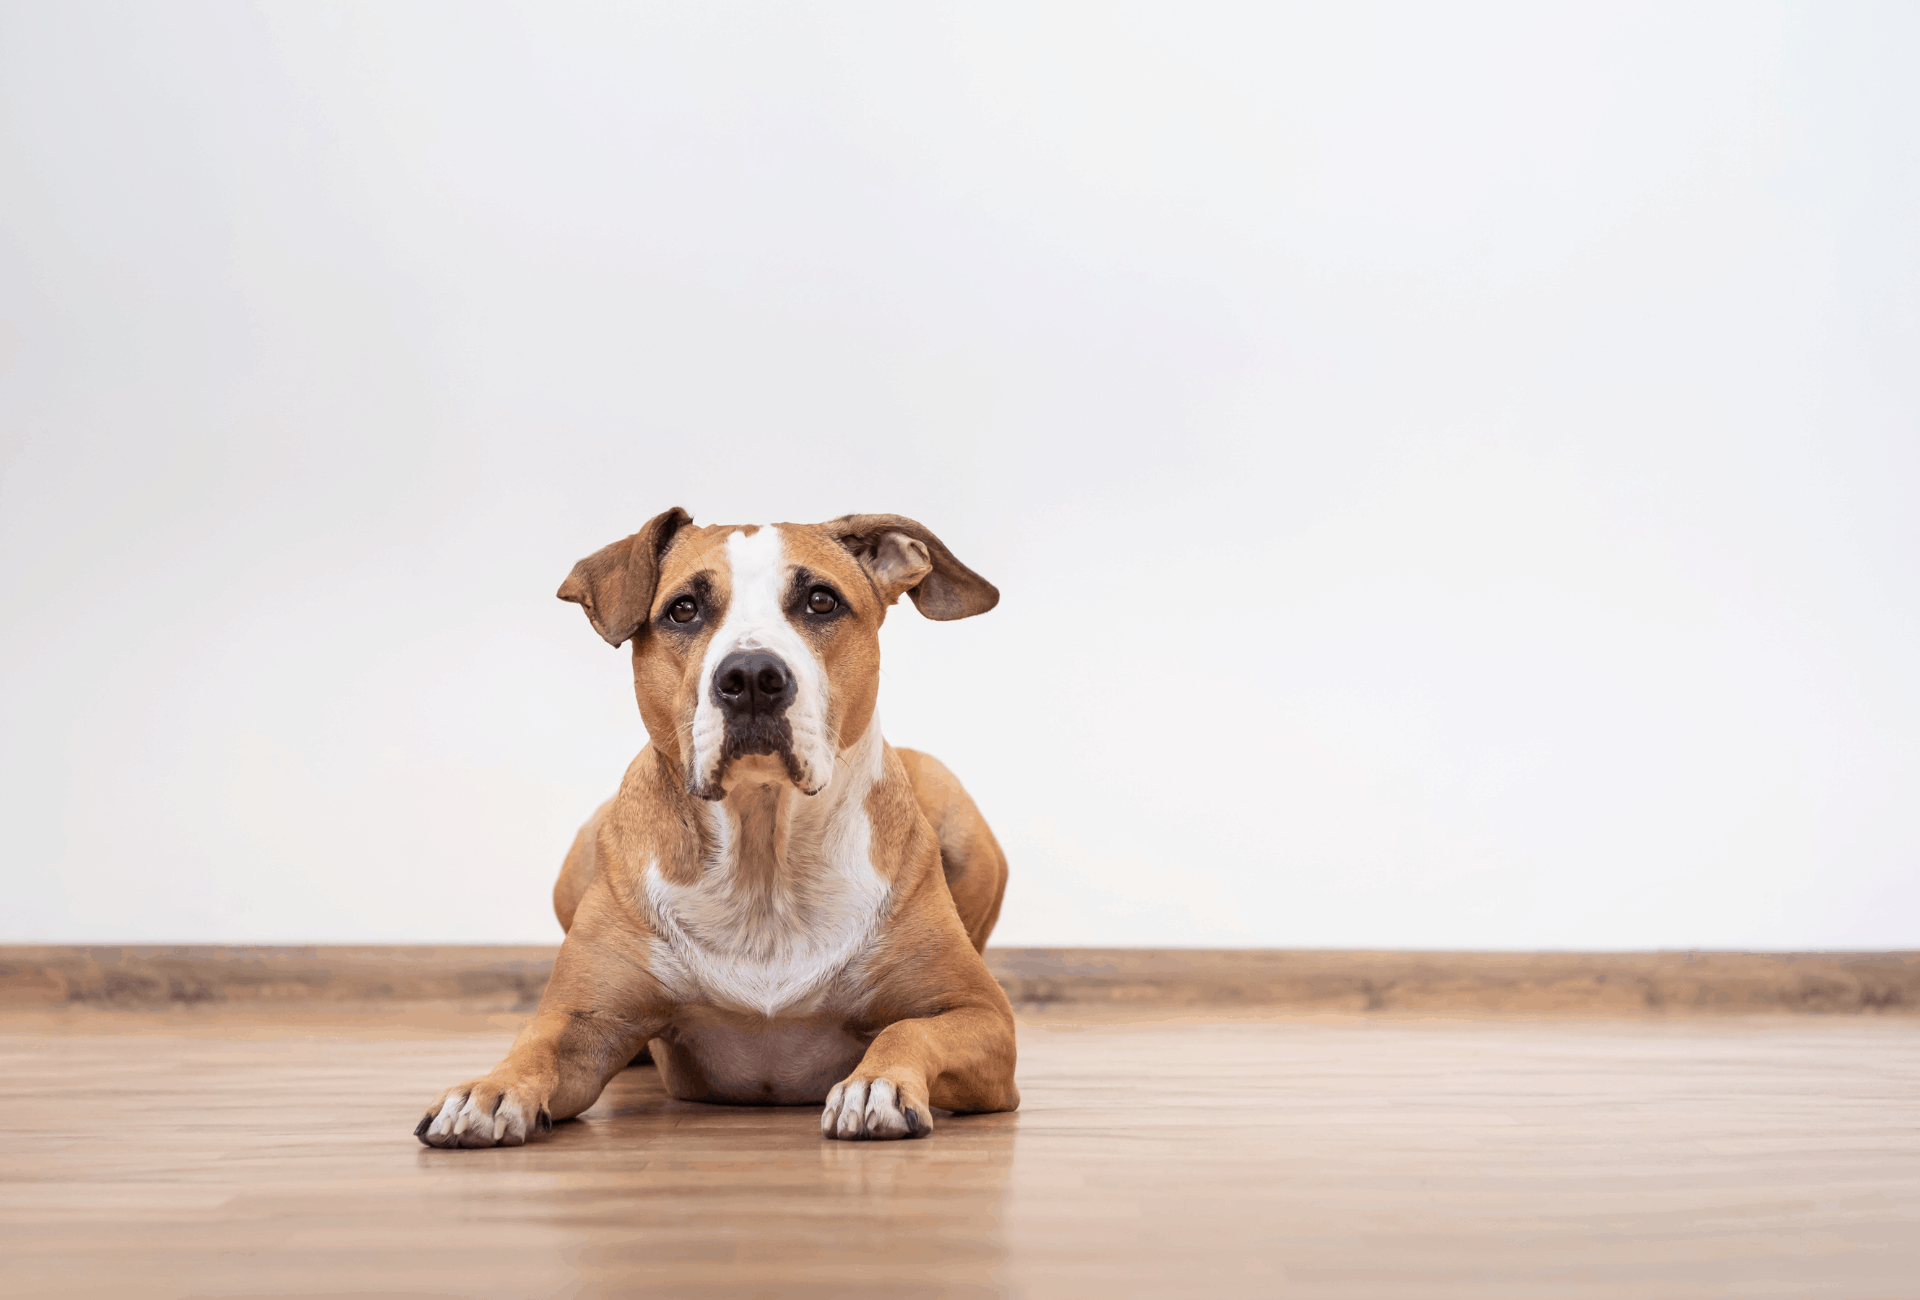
[699,715,886,886]
[641,717,891,1007]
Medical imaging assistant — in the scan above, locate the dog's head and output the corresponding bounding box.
[558,511,997,800]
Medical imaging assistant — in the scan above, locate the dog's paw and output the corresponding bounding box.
[820,1075,932,1141]
[414,1079,553,1149]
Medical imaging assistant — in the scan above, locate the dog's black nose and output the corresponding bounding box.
[712,651,796,719]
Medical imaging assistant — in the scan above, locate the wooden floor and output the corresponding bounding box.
[3,1012,1918,1298]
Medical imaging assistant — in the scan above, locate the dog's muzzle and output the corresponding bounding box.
[698,650,808,794]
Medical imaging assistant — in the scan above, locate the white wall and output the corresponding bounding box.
[2,2,1915,948]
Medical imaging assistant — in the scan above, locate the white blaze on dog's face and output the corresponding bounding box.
[558,512,998,801]
[682,526,841,797]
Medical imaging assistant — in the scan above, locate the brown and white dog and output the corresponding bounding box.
[415,510,1018,1146]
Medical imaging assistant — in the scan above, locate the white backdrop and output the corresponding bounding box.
[2,2,1915,947]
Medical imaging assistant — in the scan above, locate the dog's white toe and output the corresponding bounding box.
[820,1076,931,1141]
[416,1082,551,1149]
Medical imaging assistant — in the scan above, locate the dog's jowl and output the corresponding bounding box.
[416,512,1017,1146]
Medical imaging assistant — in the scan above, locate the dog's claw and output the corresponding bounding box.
[413,1115,433,1140]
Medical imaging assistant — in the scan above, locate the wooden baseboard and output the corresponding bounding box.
[990,948,1919,1016]
[2,944,1916,1017]
[0,945,561,1013]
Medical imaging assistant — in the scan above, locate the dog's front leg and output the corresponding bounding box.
[416,899,669,1148]
[822,983,1019,1142]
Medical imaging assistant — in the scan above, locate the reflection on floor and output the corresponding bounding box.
[3,1012,1917,1298]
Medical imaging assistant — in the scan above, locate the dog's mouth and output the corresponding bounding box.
[689,718,812,801]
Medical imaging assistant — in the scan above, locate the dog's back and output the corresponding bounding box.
[892,749,1006,954]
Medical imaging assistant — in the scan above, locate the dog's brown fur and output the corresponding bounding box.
[417,511,1017,1146]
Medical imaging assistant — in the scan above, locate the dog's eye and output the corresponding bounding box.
[668,596,698,624]
[807,588,839,616]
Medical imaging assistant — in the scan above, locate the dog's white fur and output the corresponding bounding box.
[689,527,838,796]
[643,715,891,1019]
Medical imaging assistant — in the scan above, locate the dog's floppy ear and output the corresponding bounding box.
[826,514,999,620]
[557,507,693,646]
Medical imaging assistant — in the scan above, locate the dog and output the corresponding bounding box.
[415,510,1018,1145]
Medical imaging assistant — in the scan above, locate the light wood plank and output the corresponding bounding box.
[2,1016,1916,1297]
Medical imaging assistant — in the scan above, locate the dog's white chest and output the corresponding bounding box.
[640,805,891,1018]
